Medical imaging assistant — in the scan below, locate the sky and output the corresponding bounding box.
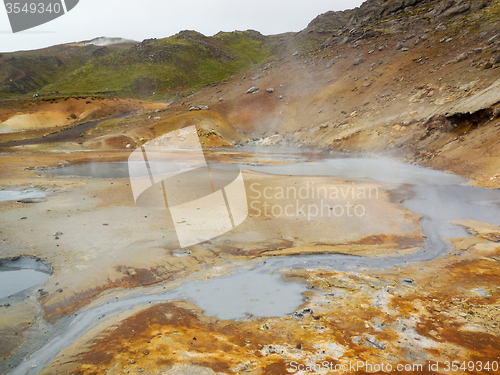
[0,0,364,53]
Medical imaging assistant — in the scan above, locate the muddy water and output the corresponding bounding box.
[0,189,46,202]
[7,154,500,375]
[44,160,187,179]
[182,270,308,320]
[44,154,466,185]
[0,258,53,299]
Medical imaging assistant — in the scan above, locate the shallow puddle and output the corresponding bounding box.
[0,189,46,202]
[44,161,184,179]
[0,258,53,299]
[181,271,307,320]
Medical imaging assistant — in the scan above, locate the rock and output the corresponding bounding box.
[436,24,447,32]
[56,288,63,293]
[378,46,385,51]
[483,62,493,69]
[198,105,209,110]
[459,81,478,91]
[246,87,259,94]
[326,59,335,68]
[126,144,131,149]
[127,268,136,276]
[353,58,364,66]
[293,51,299,56]
[365,335,387,350]
[279,95,283,99]
[188,106,200,111]
[401,48,410,52]
[442,3,470,17]
[488,34,499,45]
[368,49,374,54]
[266,88,275,93]
[153,116,161,120]
[454,52,469,63]
[396,42,404,50]
[54,231,63,237]
[490,55,500,65]
[251,75,262,81]
[219,98,223,102]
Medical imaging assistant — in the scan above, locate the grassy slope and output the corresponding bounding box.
[40,31,271,99]
[0,43,135,97]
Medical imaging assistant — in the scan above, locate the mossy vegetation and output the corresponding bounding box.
[38,30,271,99]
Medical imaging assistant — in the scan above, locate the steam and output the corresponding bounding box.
[86,37,137,46]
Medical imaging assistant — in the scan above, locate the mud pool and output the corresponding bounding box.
[0,258,53,299]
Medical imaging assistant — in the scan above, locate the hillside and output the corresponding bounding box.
[0,41,136,96]
[0,30,272,99]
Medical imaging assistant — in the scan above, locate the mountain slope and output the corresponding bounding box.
[0,42,135,96]
[0,30,272,99]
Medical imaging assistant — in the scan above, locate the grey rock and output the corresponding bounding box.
[188,106,200,111]
[396,42,404,50]
[326,59,335,68]
[198,105,209,110]
[442,3,470,17]
[365,335,387,350]
[488,34,499,45]
[266,88,275,93]
[353,58,364,66]
[246,86,259,94]
[454,52,469,63]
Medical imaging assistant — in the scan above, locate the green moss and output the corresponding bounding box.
[41,30,271,98]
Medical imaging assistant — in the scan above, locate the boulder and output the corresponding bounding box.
[246,86,259,94]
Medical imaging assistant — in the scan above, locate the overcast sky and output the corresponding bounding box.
[0,0,364,53]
